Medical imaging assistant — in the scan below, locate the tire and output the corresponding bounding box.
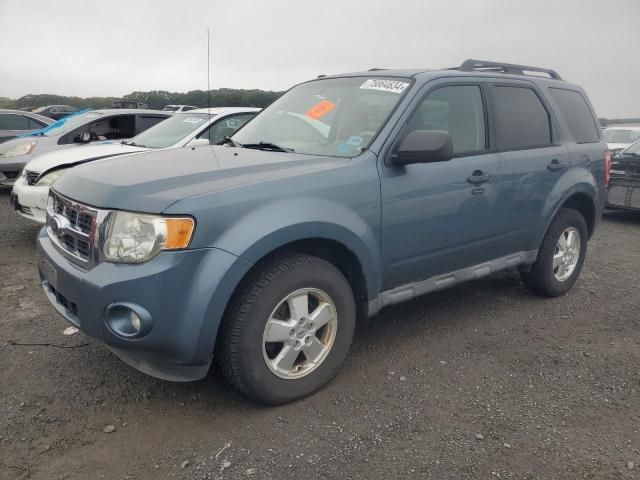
[216,253,356,405]
[521,208,588,297]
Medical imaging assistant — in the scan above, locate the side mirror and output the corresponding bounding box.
[391,130,453,166]
[75,131,91,143]
[188,138,210,148]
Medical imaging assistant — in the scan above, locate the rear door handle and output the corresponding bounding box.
[467,170,491,184]
[547,159,568,171]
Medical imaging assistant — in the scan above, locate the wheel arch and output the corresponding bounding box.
[537,184,597,250]
[560,192,596,238]
[237,231,375,306]
[199,228,379,360]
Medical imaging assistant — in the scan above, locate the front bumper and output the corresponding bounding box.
[0,171,18,186]
[10,176,48,223]
[0,155,32,186]
[36,228,252,381]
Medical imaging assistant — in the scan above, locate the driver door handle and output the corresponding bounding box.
[467,170,491,184]
[547,159,568,171]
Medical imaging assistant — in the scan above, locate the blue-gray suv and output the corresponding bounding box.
[36,60,610,404]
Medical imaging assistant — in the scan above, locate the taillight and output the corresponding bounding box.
[603,150,611,187]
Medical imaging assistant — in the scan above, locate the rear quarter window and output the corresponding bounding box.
[491,85,552,150]
[549,88,599,144]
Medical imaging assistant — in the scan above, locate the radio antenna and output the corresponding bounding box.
[207,28,211,122]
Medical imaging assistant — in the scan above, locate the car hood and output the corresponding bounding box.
[607,142,631,151]
[52,146,347,213]
[0,135,56,156]
[24,143,147,174]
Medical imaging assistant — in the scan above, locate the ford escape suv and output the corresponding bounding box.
[37,60,609,404]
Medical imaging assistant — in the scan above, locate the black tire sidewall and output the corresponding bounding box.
[233,258,356,404]
[538,209,588,296]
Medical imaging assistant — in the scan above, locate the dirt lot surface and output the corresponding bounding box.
[0,187,638,480]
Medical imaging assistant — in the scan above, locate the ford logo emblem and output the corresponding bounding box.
[50,215,69,236]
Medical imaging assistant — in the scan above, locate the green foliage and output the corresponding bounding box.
[2,89,284,111]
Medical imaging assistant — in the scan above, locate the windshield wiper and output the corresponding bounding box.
[242,141,294,153]
[218,136,243,148]
[622,151,640,158]
[124,141,146,148]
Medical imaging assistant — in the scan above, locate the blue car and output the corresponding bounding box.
[37,60,609,404]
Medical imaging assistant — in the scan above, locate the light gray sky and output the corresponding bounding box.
[0,0,638,117]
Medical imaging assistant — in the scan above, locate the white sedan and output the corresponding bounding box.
[11,107,258,223]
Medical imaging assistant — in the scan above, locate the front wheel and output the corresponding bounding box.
[521,208,588,297]
[216,254,356,404]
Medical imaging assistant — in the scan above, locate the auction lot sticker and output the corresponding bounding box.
[305,99,336,120]
[360,79,409,94]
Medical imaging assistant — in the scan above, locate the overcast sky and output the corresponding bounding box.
[0,0,638,117]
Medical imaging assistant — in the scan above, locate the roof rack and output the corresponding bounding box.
[458,59,563,80]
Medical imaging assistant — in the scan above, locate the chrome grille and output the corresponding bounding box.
[46,191,98,265]
[608,184,640,209]
[631,187,640,209]
[24,170,40,186]
[608,186,628,207]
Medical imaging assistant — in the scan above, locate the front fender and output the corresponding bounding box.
[531,167,598,250]
[212,198,381,300]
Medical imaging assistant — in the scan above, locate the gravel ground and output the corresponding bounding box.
[0,186,638,480]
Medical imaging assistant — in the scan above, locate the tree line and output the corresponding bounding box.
[599,117,640,127]
[0,92,637,126]
[0,88,285,111]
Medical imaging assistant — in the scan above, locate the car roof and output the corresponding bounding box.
[0,109,54,122]
[184,107,261,115]
[318,68,570,86]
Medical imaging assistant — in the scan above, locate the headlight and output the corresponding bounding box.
[102,211,195,263]
[36,168,70,186]
[4,141,37,157]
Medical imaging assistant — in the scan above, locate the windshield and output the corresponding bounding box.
[232,77,411,157]
[127,113,211,148]
[604,129,640,144]
[38,111,103,136]
[622,139,640,155]
[162,106,179,112]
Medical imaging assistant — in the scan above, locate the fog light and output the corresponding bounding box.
[105,302,152,338]
[129,311,141,332]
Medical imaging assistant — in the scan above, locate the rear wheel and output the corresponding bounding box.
[521,208,588,297]
[217,253,356,404]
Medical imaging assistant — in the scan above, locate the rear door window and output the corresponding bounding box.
[0,114,31,130]
[549,88,599,144]
[491,86,552,150]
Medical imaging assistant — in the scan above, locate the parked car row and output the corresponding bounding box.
[14,102,203,117]
[0,109,170,185]
[33,105,80,120]
[607,137,640,211]
[10,107,258,222]
[15,59,611,405]
[0,109,53,143]
[603,125,640,155]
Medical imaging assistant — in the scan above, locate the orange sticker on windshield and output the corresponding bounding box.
[305,99,335,120]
